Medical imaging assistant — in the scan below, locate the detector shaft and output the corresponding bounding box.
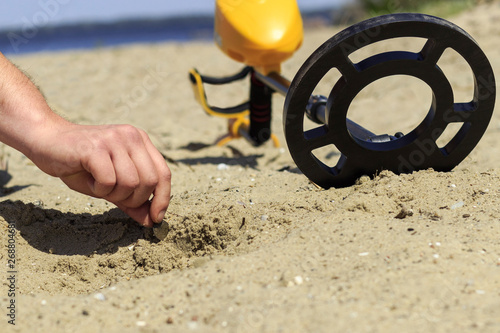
[254,71,377,141]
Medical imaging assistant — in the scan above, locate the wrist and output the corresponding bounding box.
[0,53,74,162]
[22,110,74,165]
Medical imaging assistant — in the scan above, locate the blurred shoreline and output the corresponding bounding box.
[0,6,361,55]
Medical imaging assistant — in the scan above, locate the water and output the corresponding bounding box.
[0,0,354,54]
[0,17,216,54]
[0,0,353,30]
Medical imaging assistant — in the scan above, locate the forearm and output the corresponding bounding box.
[0,52,71,160]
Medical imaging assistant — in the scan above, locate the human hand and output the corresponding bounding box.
[0,53,170,226]
[30,122,171,227]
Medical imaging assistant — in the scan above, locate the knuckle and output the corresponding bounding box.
[121,125,142,141]
[126,177,141,190]
[101,125,140,144]
[144,174,159,188]
[164,170,172,183]
[118,176,140,192]
[104,129,122,143]
[161,167,172,182]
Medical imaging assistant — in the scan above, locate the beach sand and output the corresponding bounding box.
[2,3,500,332]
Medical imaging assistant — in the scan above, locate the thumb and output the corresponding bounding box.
[60,171,98,197]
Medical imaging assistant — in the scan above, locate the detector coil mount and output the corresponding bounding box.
[283,13,496,188]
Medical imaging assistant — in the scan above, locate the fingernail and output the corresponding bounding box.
[156,210,166,223]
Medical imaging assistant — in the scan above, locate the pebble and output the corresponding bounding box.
[356,175,371,185]
[93,293,106,301]
[358,252,370,256]
[217,163,229,171]
[294,276,304,285]
[261,215,269,221]
[136,321,146,327]
[32,200,44,207]
[187,321,199,330]
[395,206,413,219]
[450,201,465,210]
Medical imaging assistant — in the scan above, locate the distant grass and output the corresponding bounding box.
[412,0,478,17]
[360,0,480,18]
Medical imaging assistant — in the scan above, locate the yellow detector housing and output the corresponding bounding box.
[215,0,304,74]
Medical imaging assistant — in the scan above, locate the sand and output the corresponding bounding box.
[1,3,500,332]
